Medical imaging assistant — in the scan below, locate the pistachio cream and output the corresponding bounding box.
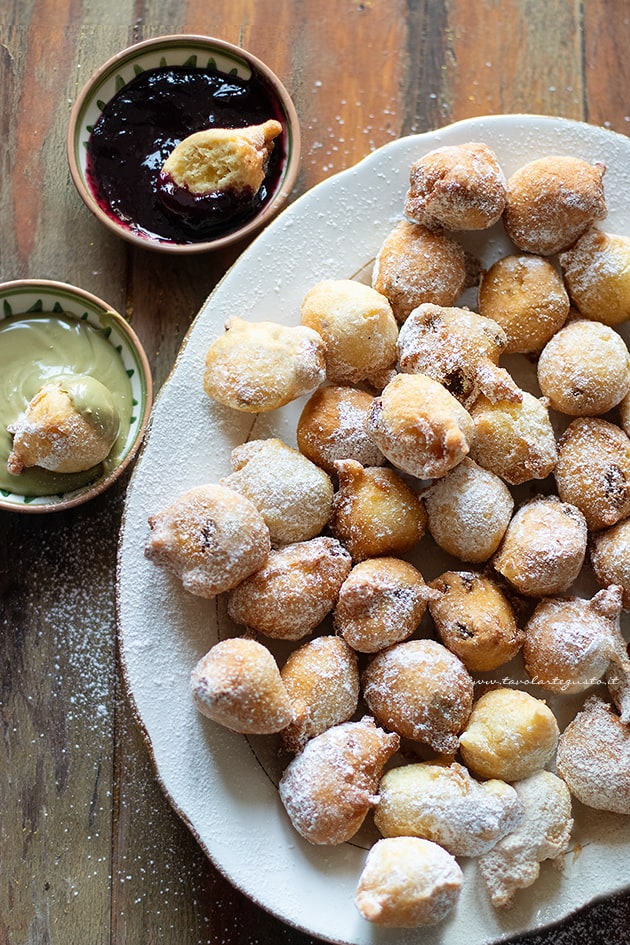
[0,312,133,496]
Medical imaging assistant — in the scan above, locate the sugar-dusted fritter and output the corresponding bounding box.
[227,537,351,640]
[404,141,506,232]
[478,253,570,354]
[280,635,360,753]
[278,716,399,845]
[355,837,463,927]
[591,518,630,610]
[424,457,514,563]
[469,392,558,486]
[203,317,326,412]
[296,384,385,476]
[145,483,270,598]
[397,303,522,408]
[492,496,587,597]
[459,687,559,782]
[559,227,630,326]
[372,220,468,324]
[374,761,523,858]
[367,372,475,480]
[503,154,607,256]
[300,279,399,385]
[429,570,524,672]
[556,695,630,814]
[330,459,427,561]
[537,318,630,417]
[190,637,292,734]
[221,438,333,545]
[554,417,630,532]
[478,771,573,907]
[523,585,626,695]
[362,639,474,754]
[333,557,438,653]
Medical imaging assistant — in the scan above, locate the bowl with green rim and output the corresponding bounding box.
[0,279,153,513]
[66,34,301,254]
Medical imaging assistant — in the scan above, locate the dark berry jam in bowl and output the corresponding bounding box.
[67,36,301,253]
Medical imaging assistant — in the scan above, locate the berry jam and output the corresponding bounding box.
[86,65,286,244]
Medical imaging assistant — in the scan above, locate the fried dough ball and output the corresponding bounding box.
[145,484,270,598]
[559,227,630,326]
[7,375,120,475]
[556,695,630,814]
[478,254,570,354]
[468,392,558,486]
[278,716,399,845]
[503,155,607,256]
[478,771,573,908]
[355,837,463,928]
[397,303,522,408]
[492,496,587,597]
[299,279,398,385]
[280,635,360,752]
[362,639,474,754]
[333,557,438,653]
[190,638,292,734]
[424,458,514,563]
[329,460,427,561]
[296,384,385,475]
[404,142,507,232]
[523,586,625,695]
[367,373,475,480]
[203,317,326,413]
[591,518,630,610]
[620,389,630,437]
[221,438,333,545]
[227,537,351,640]
[459,688,559,782]
[429,571,524,672]
[554,418,630,532]
[537,318,630,416]
[375,761,523,858]
[371,220,468,324]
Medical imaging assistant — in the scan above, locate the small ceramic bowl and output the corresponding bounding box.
[67,35,301,254]
[0,280,153,513]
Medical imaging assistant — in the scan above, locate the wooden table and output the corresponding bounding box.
[1,2,629,943]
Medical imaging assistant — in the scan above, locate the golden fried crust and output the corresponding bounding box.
[145,483,270,598]
[492,496,587,597]
[429,570,524,672]
[560,227,630,326]
[459,688,559,782]
[227,537,351,640]
[556,696,630,814]
[280,635,360,752]
[590,518,630,610]
[537,318,630,416]
[333,557,438,653]
[203,317,326,412]
[300,279,399,385]
[355,837,463,927]
[397,303,522,408]
[362,639,474,754]
[190,637,293,734]
[296,384,385,475]
[329,459,427,561]
[367,373,475,480]
[405,142,507,232]
[278,717,399,845]
[554,418,630,531]
[479,254,570,354]
[503,155,607,255]
[372,220,468,324]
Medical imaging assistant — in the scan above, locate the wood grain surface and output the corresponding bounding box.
[1,2,630,943]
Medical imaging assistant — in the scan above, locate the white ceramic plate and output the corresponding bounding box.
[118,115,630,945]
